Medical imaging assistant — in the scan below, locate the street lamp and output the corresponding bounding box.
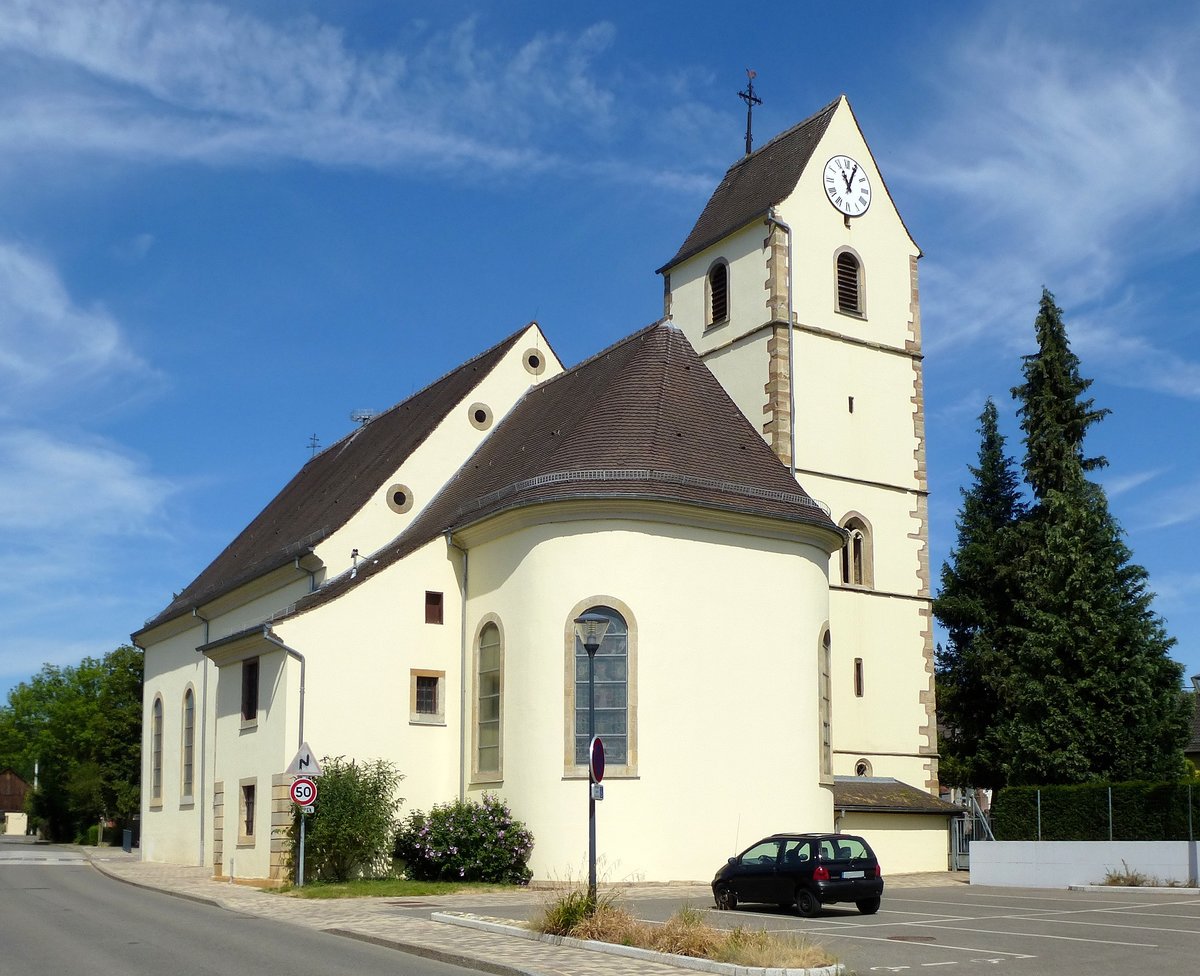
[574,611,610,907]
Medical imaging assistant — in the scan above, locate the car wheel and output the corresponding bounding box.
[714,885,737,911]
[794,887,820,918]
[856,897,881,915]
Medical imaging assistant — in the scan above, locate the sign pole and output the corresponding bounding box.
[298,811,305,887]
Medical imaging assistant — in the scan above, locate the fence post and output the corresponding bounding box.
[1108,787,1113,842]
[1036,790,1042,842]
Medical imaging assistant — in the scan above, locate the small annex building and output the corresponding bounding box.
[134,94,953,883]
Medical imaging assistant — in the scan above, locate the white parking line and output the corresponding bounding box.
[801,929,1036,959]
[911,921,1156,948]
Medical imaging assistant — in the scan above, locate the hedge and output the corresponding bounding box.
[992,781,1200,841]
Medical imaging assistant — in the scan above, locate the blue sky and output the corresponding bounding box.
[2,0,1199,700]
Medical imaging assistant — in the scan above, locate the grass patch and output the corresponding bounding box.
[277,878,516,899]
[1103,860,1151,887]
[530,891,836,970]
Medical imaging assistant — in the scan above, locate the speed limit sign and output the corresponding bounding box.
[290,776,318,807]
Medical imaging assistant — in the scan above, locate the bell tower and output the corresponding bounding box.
[658,95,937,795]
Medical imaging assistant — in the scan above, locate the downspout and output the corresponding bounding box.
[767,208,797,478]
[445,531,469,802]
[192,608,210,866]
[264,631,306,749]
[294,554,318,593]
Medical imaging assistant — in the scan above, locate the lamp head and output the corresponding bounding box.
[573,611,611,655]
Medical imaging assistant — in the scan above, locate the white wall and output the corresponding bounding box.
[970,841,1200,887]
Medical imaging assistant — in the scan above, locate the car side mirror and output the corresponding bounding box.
[727,856,737,865]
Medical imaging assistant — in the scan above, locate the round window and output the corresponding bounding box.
[386,483,414,514]
[522,348,546,376]
[468,402,493,430]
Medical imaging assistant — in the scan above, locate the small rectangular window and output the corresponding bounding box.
[425,591,444,625]
[854,658,865,698]
[239,781,256,845]
[410,670,446,725]
[241,658,259,723]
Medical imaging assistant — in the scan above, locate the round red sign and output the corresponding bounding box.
[589,736,605,783]
[290,776,318,806]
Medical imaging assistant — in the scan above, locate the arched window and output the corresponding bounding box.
[819,630,833,779]
[839,514,874,589]
[181,688,195,799]
[855,758,873,777]
[706,260,729,326]
[835,250,862,316]
[151,696,163,803]
[475,621,503,779]
[571,604,632,770]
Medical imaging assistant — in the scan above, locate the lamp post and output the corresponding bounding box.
[574,611,610,907]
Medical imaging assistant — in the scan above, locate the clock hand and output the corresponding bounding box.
[847,163,859,190]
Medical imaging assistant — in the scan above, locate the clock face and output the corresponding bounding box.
[823,155,872,217]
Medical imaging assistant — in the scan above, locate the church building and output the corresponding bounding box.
[133,95,952,885]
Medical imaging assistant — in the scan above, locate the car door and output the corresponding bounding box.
[728,839,783,904]
[772,838,813,904]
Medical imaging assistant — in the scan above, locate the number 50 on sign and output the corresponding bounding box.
[290,777,317,807]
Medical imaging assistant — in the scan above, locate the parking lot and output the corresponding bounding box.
[436,883,1200,975]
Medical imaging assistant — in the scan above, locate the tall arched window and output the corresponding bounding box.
[181,688,195,799]
[706,260,729,326]
[573,605,629,767]
[819,630,833,779]
[476,621,503,779]
[835,250,862,315]
[839,514,874,589]
[151,696,163,803]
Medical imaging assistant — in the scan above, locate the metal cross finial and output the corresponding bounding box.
[738,69,762,156]
[307,433,321,458]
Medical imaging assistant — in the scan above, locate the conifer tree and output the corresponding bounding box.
[935,400,1025,788]
[936,289,1190,788]
[1001,289,1189,784]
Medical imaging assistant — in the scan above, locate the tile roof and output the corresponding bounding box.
[135,325,533,637]
[658,97,841,273]
[831,777,961,815]
[283,321,840,617]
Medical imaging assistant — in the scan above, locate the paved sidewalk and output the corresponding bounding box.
[82,847,964,976]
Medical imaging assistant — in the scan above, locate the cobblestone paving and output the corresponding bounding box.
[83,847,964,975]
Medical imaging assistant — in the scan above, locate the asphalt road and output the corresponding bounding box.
[430,883,1200,975]
[0,843,485,976]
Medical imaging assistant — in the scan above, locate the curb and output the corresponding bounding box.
[326,928,543,976]
[434,911,844,976]
[1067,884,1200,894]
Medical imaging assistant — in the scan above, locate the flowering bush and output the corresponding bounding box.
[395,793,534,884]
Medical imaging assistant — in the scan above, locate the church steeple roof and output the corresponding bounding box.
[658,96,841,273]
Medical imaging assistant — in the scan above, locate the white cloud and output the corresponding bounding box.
[903,8,1200,386]
[0,2,712,189]
[0,240,150,414]
[1100,467,1167,499]
[0,428,176,537]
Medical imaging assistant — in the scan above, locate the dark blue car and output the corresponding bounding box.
[712,832,884,916]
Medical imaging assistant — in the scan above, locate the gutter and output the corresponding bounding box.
[445,531,469,803]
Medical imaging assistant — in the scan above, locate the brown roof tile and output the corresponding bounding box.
[135,325,535,637]
[831,778,961,815]
[282,321,841,617]
[658,97,840,273]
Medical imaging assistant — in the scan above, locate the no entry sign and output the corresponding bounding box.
[290,776,318,807]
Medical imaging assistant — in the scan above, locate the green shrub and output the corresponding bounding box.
[283,757,404,883]
[993,781,1200,840]
[395,793,533,884]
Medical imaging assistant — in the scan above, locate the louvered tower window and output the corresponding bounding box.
[835,251,861,315]
[707,261,729,325]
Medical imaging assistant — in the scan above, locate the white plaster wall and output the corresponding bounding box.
[211,648,291,880]
[464,514,835,882]
[140,621,212,866]
[838,812,950,874]
[971,841,1200,887]
[316,324,562,579]
[272,540,463,818]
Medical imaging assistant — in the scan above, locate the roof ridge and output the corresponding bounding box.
[721,94,842,176]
